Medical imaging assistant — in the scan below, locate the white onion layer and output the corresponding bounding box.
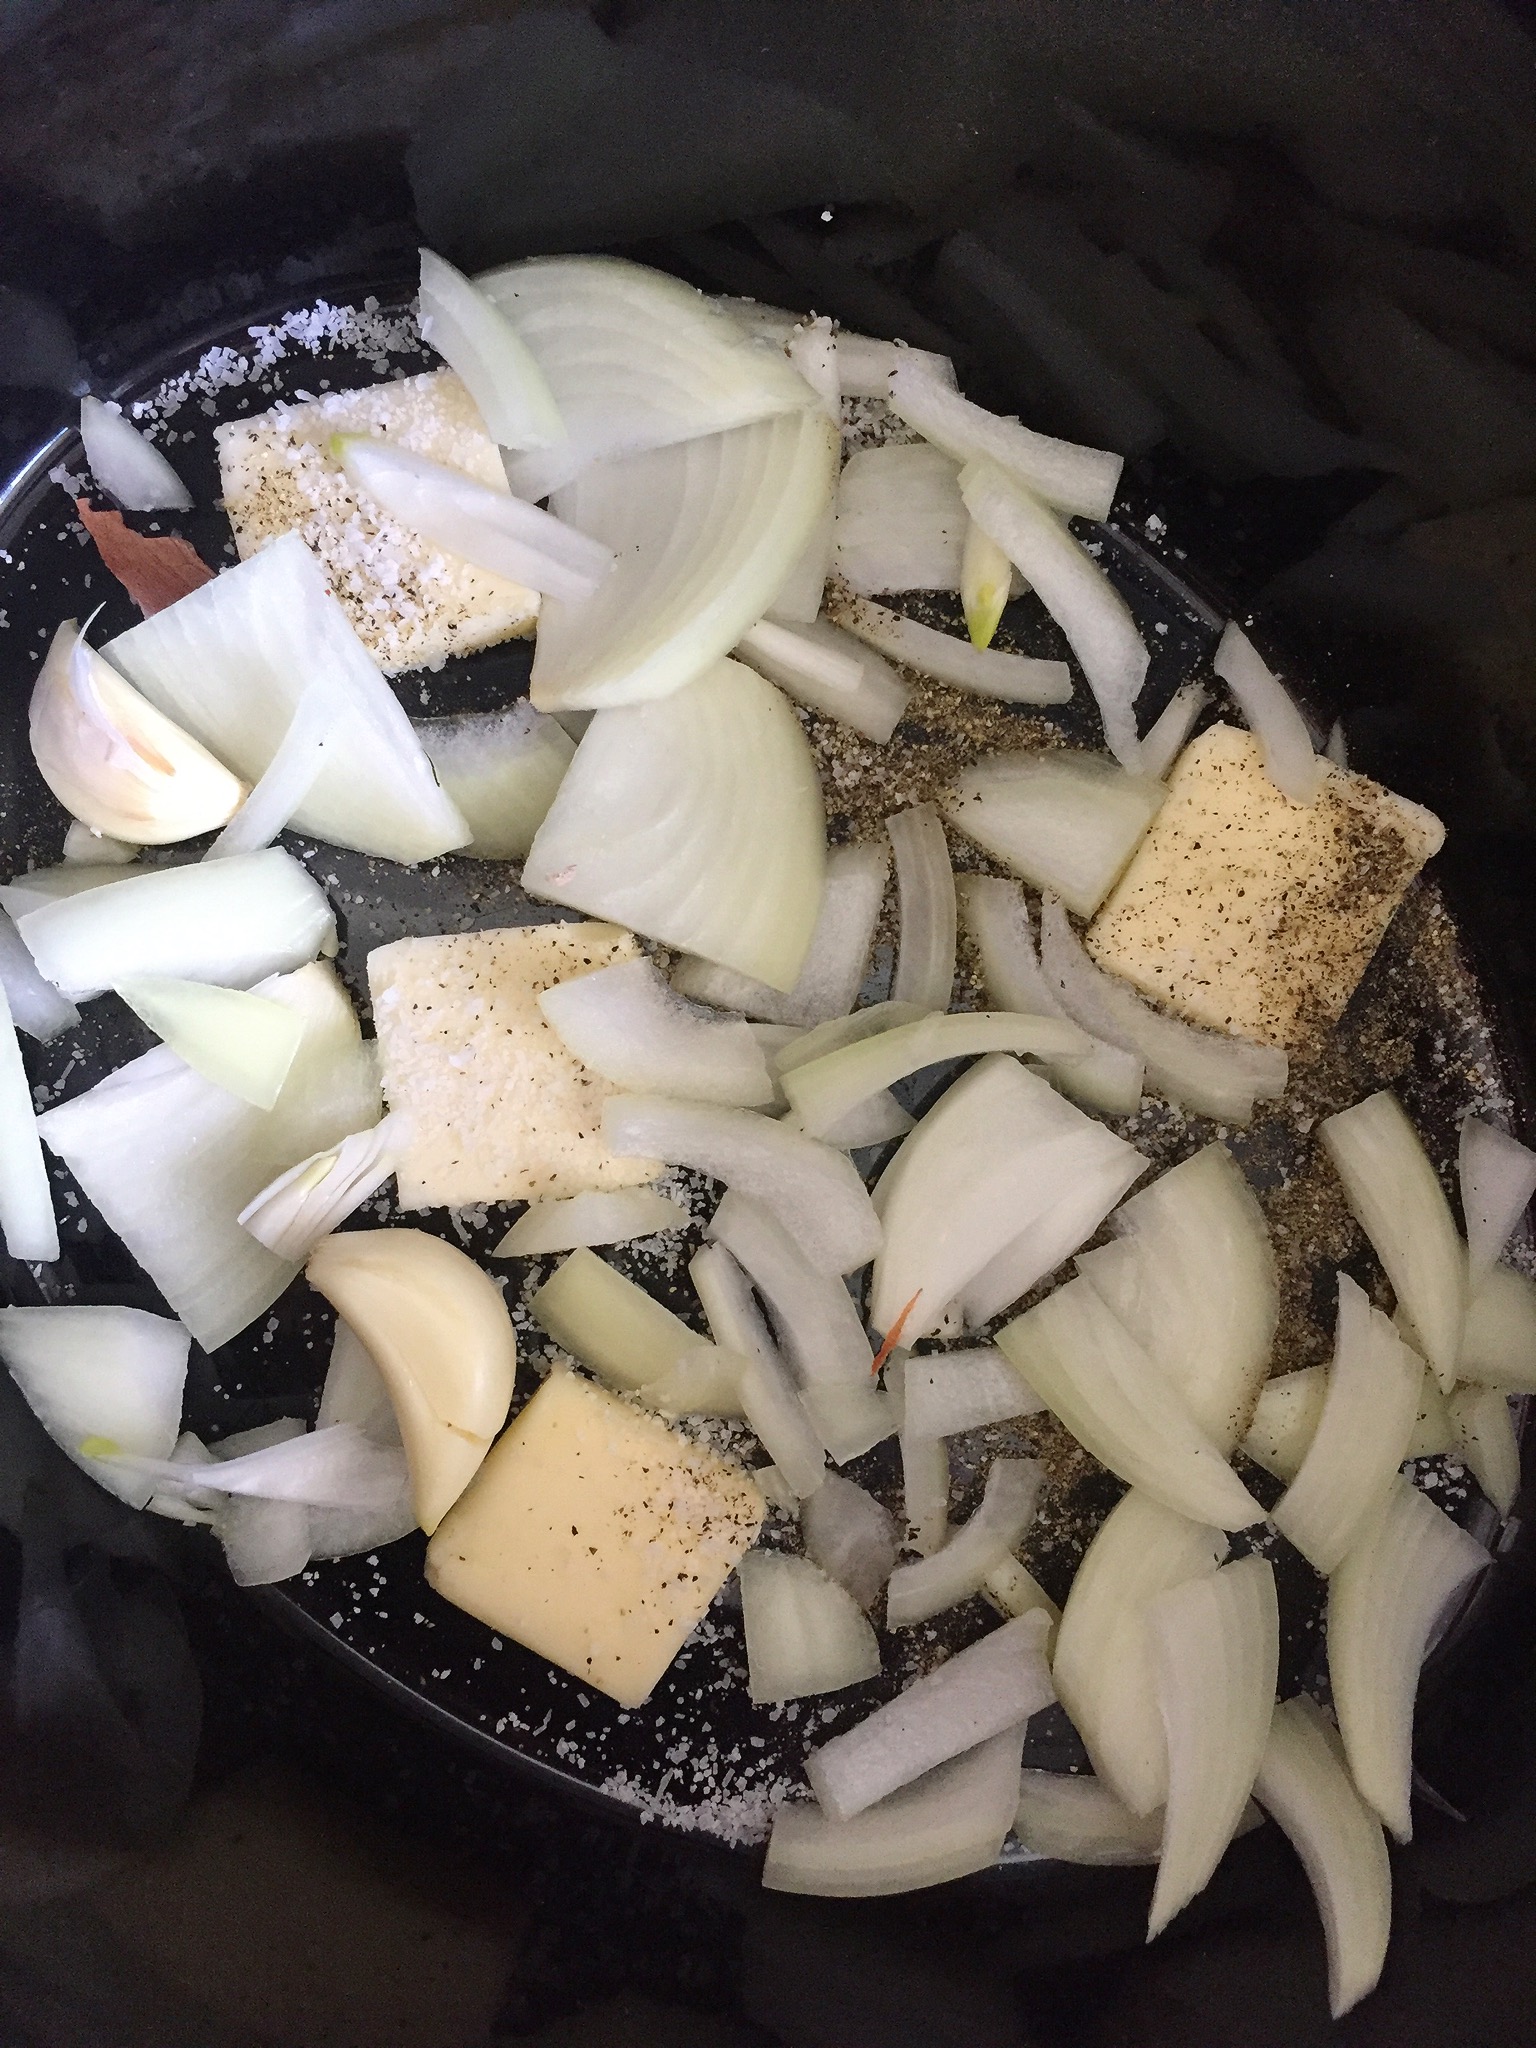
[958,1135,1155,1330]
[735,617,911,744]
[236,1117,403,1263]
[738,1350,828,1501]
[944,750,1164,917]
[706,1191,873,1385]
[834,444,967,596]
[1447,1384,1521,1516]
[834,334,956,399]
[827,589,1073,704]
[1139,683,1209,780]
[886,361,1123,522]
[115,975,304,1111]
[899,1348,1045,1440]
[800,1475,898,1612]
[0,909,78,1042]
[416,705,573,861]
[0,1304,187,1506]
[112,1420,404,1511]
[1458,1263,1536,1391]
[740,1550,881,1704]
[1212,622,1324,805]
[883,803,955,1013]
[1242,1368,1327,1483]
[79,397,192,511]
[636,1340,746,1420]
[494,1188,688,1257]
[205,682,334,859]
[418,248,563,451]
[1459,1115,1536,1281]
[1013,1772,1163,1866]
[539,956,775,1108]
[886,1458,1044,1628]
[898,1408,951,1557]
[689,1240,780,1368]
[0,979,58,1262]
[529,1247,700,1393]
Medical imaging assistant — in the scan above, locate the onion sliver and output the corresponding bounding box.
[997,1277,1263,1530]
[886,1458,1044,1628]
[871,1055,1145,1344]
[766,505,835,626]
[786,316,839,422]
[784,1010,1085,1142]
[1040,895,1288,1124]
[762,1725,1025,1898]
[79,396,192,511]
[317,1319,401,1441]
[833,444,966,596]
[606,1098,880,1277]
[530,1246,701,1394]
[672,840,889,1031]
[1013,1772,1163,1867]
[0,908,78,1042]
[983,1555,1061,1628]
[945,751,1163,919]
[1320,1091,1466,1391]
[1242,1368,1327,1483]
[1273,1274,1424,1573]
[809,1091,915,1150]
[827,588,1072,704]
[638,1341,746,1421]
[524,658,826,993]
[206,682,334,859]
[19,847,333,1002]
[886,361,1122,522]
[1459,1115,1536,1281]
[800,1475,898,1612]
[0,981,58,1262]
[0,1303,187,1507]
[37,962,378,1350]
[1052,1488,1225,1815]
[806,1610,1054,1822]
[900,1424,950,1557]
[1075,1144,1278,1452]
[109,1420,405,1512]
[530,413,837,712]
[689,1240,780,1368]
[736,617,911,744]
[961,518,1012,650]
[834,334,957,400]
[802,1378,899,1468]
[417,248,563,451]
[774,1000,927,1078]
[1327,1475,1489,1841]
[236,1117,403,1263]
[900,1347,1045,1440]
[538,956,775,1108]
[478,255,818,499]
[0,862,143,919]
[707,1190,873,1385]
[1212,622,1323,805]
[887,804,957,1012]
[1447,1383,1521,1516]
[494,1188,688,1257]
[1147,1554,1279,1940]
[416,705,573,861]
[738,1350,828,1500]
[115,975,304,1111]
[1458,1263,1536,1390]
[960,459,1147,769]
[104,533,470,864]
[1140,682,1209,780]
[741,1550,881,1704]
[1253,1696,1392,2020]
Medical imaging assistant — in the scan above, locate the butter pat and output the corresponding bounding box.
[1087,725,1444,1048]
[369,924,659,1208]
[216,369,538,675]
[426,1369,763,1707]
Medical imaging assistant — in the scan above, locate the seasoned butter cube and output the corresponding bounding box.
[369,924,659,1208]
[1087,724,1444,1048]
[216,369,538,675]
[426,1369,764,1707]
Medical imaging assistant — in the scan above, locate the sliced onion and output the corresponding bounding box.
[871,1055,1145,1344]
[944,750,1164,917]
[529,413,837,712]
[0,1303,187,1506]
[786,317,840,423]
[478,255,818,498]
[900,1347,1045,1439]
[1458,1263,1536,1390]
[337,435,610,604]
[741,1549,881,1704]
[1147,1554,1279,1940]
[1242,1368,1325,1482]
[808,1091,915,1150]
[1139,683,1209,780]
[887,804,956,1012]
[960,459,1147,768]
[529,1246,701,1393]
[738,1351,828,1501]
[834,443,967,597]
[79,397,192,511]
[108,1419,404,1511]
[205,683,335,859]
[672,840,889,1031]
[216,1490,313,1589]
[689,1240,781,1367]
[115,975,304,1111]
[1052,1488,1225,1815]
[0,862,142,918]
[1013,1772,1163,1866]
[1447,1383,1520,1515]
[886,1458,1044,1628]
[1409,1373,1457,1459]
[961,518,1013,650]
[959,1137,1154,1331]
[736,616,912,744]
[800,1474,898,1611]
[0,909,78,1042]
[37,962,379,1350]
[1253,1695,1392,2020]
[1212,622,1323,806]
[1459,1115,1536,1281]
[0,980,58,1262]
[416,705,573,861]
[887,360,1122,521]
[763,1724,1025,1897]
[317,1318,401,1441]
[494,1188,687,1257]
[834,334,957,400]
[606,1098,880,1277]
[638,1339,746,1420]
[707,1190,873,1384]
[981,1555,1061,1629]
[1273,1275,1424,1573]
[18,847,334,1003]
[1075,1143,1278,1452]
[801,1380,899,1466]
[1326,1474,1490,1840]
[1320,1091,1466,1392]
[998,1277,1263,1530]
[774,1000,926,1077]
[956,875,1142,1114]
[236,1117,403,1262]
[417,248,563,450]
[766,505,836,626]
[807,1610,1053,1822]
[539,956,775,1108]
[1040,895,1288,1124]
[826,588,1073,705]
[900,1422,951,1556]
[525,658,826,993]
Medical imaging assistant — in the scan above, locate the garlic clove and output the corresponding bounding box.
[30,621,246,844]
[306,1227,516,1534]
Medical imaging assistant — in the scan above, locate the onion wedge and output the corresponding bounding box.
[1147,1554,1279,1940]
[1446,1383,1520,1515]
[0,980,58,1262]
[1014,1773,1164,1867]
[800,1475,898,1612]
[0,910,77,1043]
[529,1247,702,1393]
[79,396,192,511]
[834,444,967,595]
[205,683,335,859]
[106,1420,403,1513]
[826,587,1072,705]
[1242,1368,1327,1483]
[1320,1091,1466,1391]
[899,1348,1045,1440]
[998,1277,1264,1530]
[737,1349,828,1500]
[740,1550,881,1704]
[833,334,956,399]
[689,1239,780,1367]
[416,705,573,861]
[538,956,775,1108]
[887,804,956,1012]
[706,1191,873,1388]
[735,617,911,744]
[944,750,1163,918]
[637,1341,745,1420]
[0,1303,187,1506]
[494,1188,688,1257]
[900,1423,951,1557]
[115,975,304,1110]
[417,247,563,450]
[1458,1262,1536,1390]
[524,658,826,993]
[1327,1475,1490,1840]
[1212,622,1323,806]
[1139,682,1208,780]
[886,361,1122,522]
[236,1118,403,1263]
[1459,1115,1536,1281]
[885,1458,1044,1628]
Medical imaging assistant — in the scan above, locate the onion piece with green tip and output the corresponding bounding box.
[1212,622,1323,805]
[1458,1115,1536,1281]
[538,956,775,1108]
[236,1117,403,1262]
[1447,1384,1520,1515]
[886,360,1122,521]
[735,616,911,744]
[0,1304,188,1506]
[0,980,58,1262]
[494,1188,688,1258]
[1458,1263,1536,1390]
[529,1247,702,1394]
[79,396,192,511]
[115,974,305,1110]
[741,1550,881,1704]
[416,706,573,861]
[960,519,1012,649]
[944,751,1164,918]
[886,1459,1044,1628]
[887,804,956,1012]
[1013,1773,1164,1867]
[418,248,563,450]
[826,587,1072,704]
[834,443,967,595]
